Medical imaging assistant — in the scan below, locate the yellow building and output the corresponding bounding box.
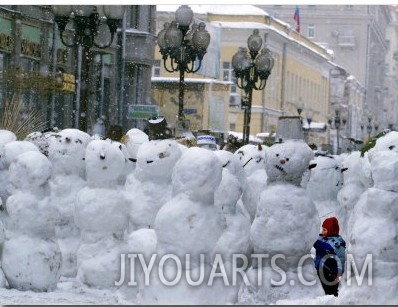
[152,5,363,148]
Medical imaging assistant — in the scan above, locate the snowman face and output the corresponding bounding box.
[214,150,245,185]
[307,155,345,192]
[235,144,267,176]
[265,140,314,184]
[374,131,398,153]
[136,139,182,179]
[48,129,91,176]
[85,139,126,184]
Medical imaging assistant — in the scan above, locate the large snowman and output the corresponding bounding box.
[47,128,91,277]
[74,139,130,289]
[141,147,226,304]
[125,138,183,231]
[343,131,398,304]
[243,140,320,303]
[2,151,62,291]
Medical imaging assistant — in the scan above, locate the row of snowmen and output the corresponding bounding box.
[0,127,397,304]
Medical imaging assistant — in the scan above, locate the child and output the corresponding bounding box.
[313,217,346,297]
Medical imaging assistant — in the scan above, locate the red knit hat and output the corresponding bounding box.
[322,217,340,236]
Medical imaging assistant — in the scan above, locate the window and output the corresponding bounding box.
[308,24,315,39]
[152,59,161,77]
[222,61,237,93]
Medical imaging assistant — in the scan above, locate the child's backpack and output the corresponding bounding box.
[314,235,346,280]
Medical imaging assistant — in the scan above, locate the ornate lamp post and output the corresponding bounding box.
[232,29,274,144]
[52,5,125,131]
[157,5,211,131]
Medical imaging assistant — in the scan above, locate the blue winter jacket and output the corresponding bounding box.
[313,234,346,277]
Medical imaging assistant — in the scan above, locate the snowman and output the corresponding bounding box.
[2,151,62,291]
[235,143,268,222]
[213,150,252,304]
[74,139,130,289]
[125,138,183,231]
[141,147,226,304]
[244,140,320,303]
[47,128,91,278]
[305,154,348,234]
[344,131,398,304]
[337,150,372,234]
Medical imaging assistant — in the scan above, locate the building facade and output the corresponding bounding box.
[0,5,156,136]
[153,5,365,150]
[258,5,391,134]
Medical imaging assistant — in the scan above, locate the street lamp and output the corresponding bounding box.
[52,5,125,131]
[232,29,274,144]
[296,98,304,116]
[328,109,343,154]
[157,5,211,131]
[366,113,373,139]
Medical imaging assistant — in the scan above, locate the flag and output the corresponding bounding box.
[293,6,300,33]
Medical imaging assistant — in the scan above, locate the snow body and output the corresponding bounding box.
[142,147,227,304]
[47,128,91,278]
[344,132,398,304]
[125,139,183,230]
[74,140,129,289]
[2,151,61,291]
[246,140,320,303]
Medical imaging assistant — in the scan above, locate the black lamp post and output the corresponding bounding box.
[328,109,343,154]
[52,5,125,132]
[231,30,274,145]
[157,5,211,131]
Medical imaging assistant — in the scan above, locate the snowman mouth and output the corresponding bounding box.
[147,160,154,164]
[274,164,286,174]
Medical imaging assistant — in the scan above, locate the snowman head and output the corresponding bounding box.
[235,143,268,176]
[214,150,246,186]
[306,154,345,200]
[135,139,183,181]
[172,147,222,201]
[266,140,314,186]
[120,128,149,166]
[3,140,40,169]
[373,130,398,153]
[48,128,91,177]
[85,139,126,187]
[8,150,52,192]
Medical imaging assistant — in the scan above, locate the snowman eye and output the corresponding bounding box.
[276,153,279,157]
[286,158,289,161]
